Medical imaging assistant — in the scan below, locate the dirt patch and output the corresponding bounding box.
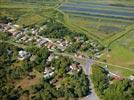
[16,70,42,89]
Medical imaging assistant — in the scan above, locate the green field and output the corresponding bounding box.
[100,30,134,77]
[104,30,134,67]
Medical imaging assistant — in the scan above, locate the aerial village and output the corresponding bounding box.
[0,22,90,82]
[1,21,134,81]
[1,22,133,82]
[0,21,103,58]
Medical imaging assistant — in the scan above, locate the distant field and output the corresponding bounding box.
[59,0,134,44]
[0,0,60,6]
[0,1,64,26]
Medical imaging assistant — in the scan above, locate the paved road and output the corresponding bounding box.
[83,59,99,100]
[85,59,94,75]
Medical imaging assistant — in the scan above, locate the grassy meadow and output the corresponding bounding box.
[100,30,134,77]
[0,0,64,26]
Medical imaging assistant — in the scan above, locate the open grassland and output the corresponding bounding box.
[59,0,134,45]
[0,2,64,26]
[100,30,134,77]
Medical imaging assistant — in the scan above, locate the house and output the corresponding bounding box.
[36,39,49,47]
[47,42,53,49]
[16,32,24,39]
[13,24,20,29]
[4,25,11,31]
[44,67,54,78]
[75,53,85,59]
[108,72,123,80]
[39,40,48,46]
[69,63,81,72]
[58,39,69,48]
[7,28,19,36]
[20,36,28,41]
[17,50,32,60]
[32,29,38,35]
[36,38,41,42]
[47,54,55,62]
[0,23,7,31]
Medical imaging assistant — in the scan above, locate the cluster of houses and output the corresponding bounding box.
[43,54,82,80]
[43,62,82,84]
[0,23,23,37]
[56,39,72,51]
[36,37,57,51]
[0,22,73,52]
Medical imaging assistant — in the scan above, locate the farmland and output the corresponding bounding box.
[59,0,134,42]
[58,0,134,77]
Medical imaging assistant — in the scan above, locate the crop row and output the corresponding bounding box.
[60,6,134,18]
[63,3,134,13]
[63,10,134,21]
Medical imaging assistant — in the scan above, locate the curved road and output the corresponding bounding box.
[55,52,99,100]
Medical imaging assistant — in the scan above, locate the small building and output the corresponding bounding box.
[75,53,85,59]
[17,50,32,60]
[7,28,19,36]
[44,67,54,78]
[47,54,55,62]
[16,32,24,39]
[47,42,53,49]
[13,24,20,29]
[69,63,81,72]
[108,72,123,80]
